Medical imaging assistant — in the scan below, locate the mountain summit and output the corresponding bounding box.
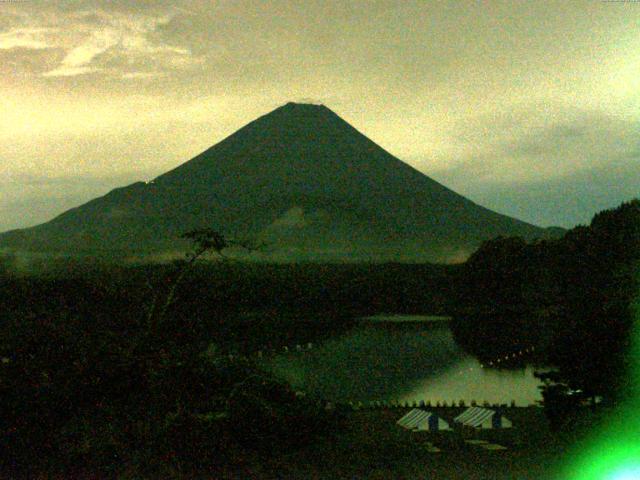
[0,102,557,262]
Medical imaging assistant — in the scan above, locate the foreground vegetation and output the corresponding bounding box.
[210,406,604,480]
[452,199,640,427]
[0,255,454,477]
[1,199,638,478]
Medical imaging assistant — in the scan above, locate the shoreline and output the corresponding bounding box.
[358,314,452,324]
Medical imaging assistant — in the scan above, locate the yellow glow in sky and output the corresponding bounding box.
[1,0,639,230]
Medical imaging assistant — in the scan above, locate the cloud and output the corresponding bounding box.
[1,7,197,78]
[61,29,119,63]
[441,163,640,228]
[44,12,195,77]
[120,71,164,79]
[42,28,120,77]
[424,107,640,184]
[0,27,54,50]
[42,65,98,77]
[1,0,638,232]
[421,107,640,227]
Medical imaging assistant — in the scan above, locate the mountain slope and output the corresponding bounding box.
[0,102,559,262]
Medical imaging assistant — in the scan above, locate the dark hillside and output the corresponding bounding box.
[0,102,559,262]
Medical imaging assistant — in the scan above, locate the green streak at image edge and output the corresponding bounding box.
[558,269,640,480]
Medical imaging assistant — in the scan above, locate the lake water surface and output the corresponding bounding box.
[265,319,542,406]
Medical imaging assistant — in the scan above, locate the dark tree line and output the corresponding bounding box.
[0,232,341,478]
[452,199,640,426]
[0,230,456,477]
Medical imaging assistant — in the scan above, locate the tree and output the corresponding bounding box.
[459,236,529,312]
[0,230,331,477]
[451,236,555,363]
[144,229,230,334]
[0,253,14,277]
[452,199,640,425]
[548,199,640,404]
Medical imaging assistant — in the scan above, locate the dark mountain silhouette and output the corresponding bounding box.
[0,102,561,262]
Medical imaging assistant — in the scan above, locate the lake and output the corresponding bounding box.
[264,317,542,406]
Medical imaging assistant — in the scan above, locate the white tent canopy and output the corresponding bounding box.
[397,409,451,431]
[454,407,512,429]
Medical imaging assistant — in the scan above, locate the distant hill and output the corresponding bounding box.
[0,102,562,263]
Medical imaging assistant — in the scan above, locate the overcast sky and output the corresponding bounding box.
[1,0,639,231]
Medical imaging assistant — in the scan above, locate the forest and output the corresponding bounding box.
[1,199,638,477]
[0,256,454,477]
[451,199,640,427]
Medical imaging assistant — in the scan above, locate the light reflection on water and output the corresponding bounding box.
[397,357,542,406]
[265,321,542,405]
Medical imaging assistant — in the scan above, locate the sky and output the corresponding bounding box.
[1,0,639,232]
